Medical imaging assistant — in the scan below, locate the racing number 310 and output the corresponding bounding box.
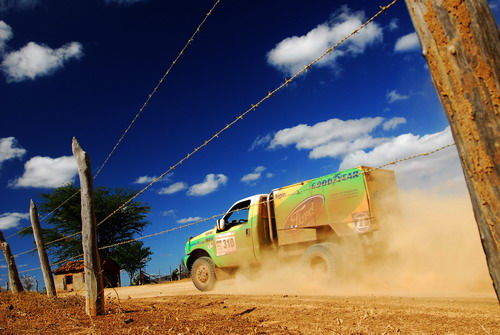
[215,234,237,256]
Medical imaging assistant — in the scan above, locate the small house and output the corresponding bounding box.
[53,259,121,293]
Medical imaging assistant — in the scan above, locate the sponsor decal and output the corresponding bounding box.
[312,171,361,188]
[275,192,287,199]
[215,232,237,256]
[283,194,326,229]
[352,211,371,233]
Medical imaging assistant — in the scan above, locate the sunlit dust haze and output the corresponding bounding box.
[212,187,494,297]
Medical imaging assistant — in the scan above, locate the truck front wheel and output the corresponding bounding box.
[191,256,216,291]
[301,244,336,283]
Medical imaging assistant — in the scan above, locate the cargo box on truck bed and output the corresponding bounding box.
[270,167,398,246]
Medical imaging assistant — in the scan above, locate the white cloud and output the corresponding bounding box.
[264,116,443,167]
[10,156,77,188]
[0,21,13,51]
[0,212,28,230]
[134,175,157,184]
[249,134,272,151]
[134,172,173,184]
[309,136,387,159]
[269,117,384,150]
[383,117,407,130]
[2,41,83,82]
[241,166,266,184]
[339,127,460,189]
[267,6,383,75]
[386,90,410,103]
[266,117,460,190]
[177,216,202,224]
[388,18,399,31]
[188,174,227,196]
[160,209,176,217]
[265,172,274,178]
[0,137,26,168]
[158,182,188,195]
[394,32,420,52]
[0,0,38,12]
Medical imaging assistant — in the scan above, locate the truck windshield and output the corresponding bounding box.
[223,200,251,227]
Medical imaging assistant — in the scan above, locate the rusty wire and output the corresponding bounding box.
[17,141,455,273]
[10,0,402,257]
[6,0,222,241]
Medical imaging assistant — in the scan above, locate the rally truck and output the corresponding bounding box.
[183,166,398,291]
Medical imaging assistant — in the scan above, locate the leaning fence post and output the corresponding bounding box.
[72,137,104,316]
[0,231,24,293]
[30,199,56,297]
[405,0,500,301]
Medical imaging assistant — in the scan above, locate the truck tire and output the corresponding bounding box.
[301,243,336,282]
[191,256,216,291]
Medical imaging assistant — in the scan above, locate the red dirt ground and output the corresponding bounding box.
[0,291,498,334]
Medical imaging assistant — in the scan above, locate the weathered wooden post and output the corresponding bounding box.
[405,0,500,300]
[29,199,57,297]
[72,137,104,316]
[0,231,24,293]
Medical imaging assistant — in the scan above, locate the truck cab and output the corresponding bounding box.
[183,194,269,290]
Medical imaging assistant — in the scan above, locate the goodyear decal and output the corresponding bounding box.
[311,170,361,188]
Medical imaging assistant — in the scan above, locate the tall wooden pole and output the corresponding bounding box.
[29,199,56,297]
[72,137,104,316]
[405,0,500,300]
[0,231,24,293]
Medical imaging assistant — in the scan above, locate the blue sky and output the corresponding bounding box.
[0,0,498,286]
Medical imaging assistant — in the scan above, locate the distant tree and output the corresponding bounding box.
[171,268,179,281]
[21,275,37,291]
[112,241,152,284]
[21,185,153,281]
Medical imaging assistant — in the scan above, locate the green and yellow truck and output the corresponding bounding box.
[183,166,398,291]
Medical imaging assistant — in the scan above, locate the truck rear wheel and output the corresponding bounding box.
[301,244,336,282]
[191,256,216,291]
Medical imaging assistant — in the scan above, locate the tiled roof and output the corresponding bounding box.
[53,260,84,274]
[53,259,120,274]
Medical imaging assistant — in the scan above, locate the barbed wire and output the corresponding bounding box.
[6,191,80,240]
[11,0,400,256]
[15,142,455,274]
[18,254,83,274]
[93,0,221,178]
[90,143,457,251]
[5,0,222,241]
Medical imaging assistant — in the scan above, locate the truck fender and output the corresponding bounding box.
[186,249,211,271]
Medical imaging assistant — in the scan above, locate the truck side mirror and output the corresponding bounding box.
[216,218,225,231]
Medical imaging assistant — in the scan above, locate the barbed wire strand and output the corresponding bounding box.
[15,142,455,273]
[5,0,222,241]
[11,0,401,256]
[95,143,456,250]
[6,191,81,240]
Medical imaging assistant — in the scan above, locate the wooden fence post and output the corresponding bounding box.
[0,231,24,293]
[72,137,104,316]
[405,0,500,300]
[30,199,56,297]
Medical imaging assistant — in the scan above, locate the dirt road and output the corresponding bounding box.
[2,280,497,334]
[104,279,197,299]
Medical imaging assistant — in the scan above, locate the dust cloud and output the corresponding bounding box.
[212,189,495,297]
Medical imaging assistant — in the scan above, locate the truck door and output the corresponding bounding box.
[214,199,255,267]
